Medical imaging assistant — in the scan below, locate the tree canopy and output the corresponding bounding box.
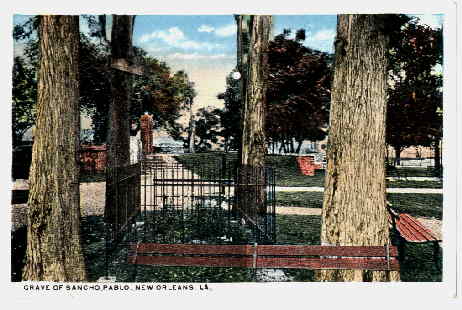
[13,16,195,146]
[12,56,37,147]
[218,29,332,153]
[386,16,443,161]
[266,30,332,152]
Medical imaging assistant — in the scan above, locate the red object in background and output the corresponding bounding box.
[140,114,153,154]
[80,145,107,173]
[297,156,316,176]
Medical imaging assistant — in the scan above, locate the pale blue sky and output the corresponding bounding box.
[133,15,338,61]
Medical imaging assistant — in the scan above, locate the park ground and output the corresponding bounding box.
[11,153,443,282]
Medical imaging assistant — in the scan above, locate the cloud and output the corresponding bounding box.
[166,53,233,60]
[139,26,185,44]
[415,14,443,29]
[311,29,336,41]
[197,24,236,37]
[145,46,167,53]
[214,24,237,37]
[303,28,336,53]
[138,26,223,50]
[198,24,215,33]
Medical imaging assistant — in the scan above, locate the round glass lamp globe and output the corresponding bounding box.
[232,71,241,80]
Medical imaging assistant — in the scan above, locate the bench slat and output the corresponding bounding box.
[132,243,398,257]
[128,255,399,271]
[129,255,252,268]
[257,245,398,257]
[396,214,439,242]
[257,257,400,271]
[132,243,253,255]
[128,243,400,271]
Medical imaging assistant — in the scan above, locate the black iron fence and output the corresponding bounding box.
[103,158,276,279]
[105,162,141,247]
[139,159,276,245]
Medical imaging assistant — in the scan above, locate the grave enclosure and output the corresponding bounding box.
[103,155,278,278]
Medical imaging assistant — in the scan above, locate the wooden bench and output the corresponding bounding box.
[127,243,400,271]
[387,207,441,268]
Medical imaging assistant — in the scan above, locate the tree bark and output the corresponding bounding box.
[316,15,399,282]
[23,15,87,281]
[107,15,134,168]
[238,15,272,216]
[235,15,251,160]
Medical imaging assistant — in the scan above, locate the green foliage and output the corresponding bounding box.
[12,56,37,147]
[266,30,332,146]
[78,35,111,143]
[130,61,196,142]
[13,16,195,145]
[386,16,443,156]
[216,71,242,151]
[191,107,222,152]
[218,30,333,152]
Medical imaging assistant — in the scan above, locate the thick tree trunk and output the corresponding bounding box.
[317,15,399,282]
[235,15,251,160]
[23,15,87,281]
[238,15,272,216]
[107,15,134,168]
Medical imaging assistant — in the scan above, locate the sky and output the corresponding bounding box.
[13,14,444,127]
[131,15,339,114]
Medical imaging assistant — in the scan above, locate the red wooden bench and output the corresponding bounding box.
[387,207,441,268]
[127,243,399,271]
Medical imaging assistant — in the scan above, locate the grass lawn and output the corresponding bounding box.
[174,153,442,188]
[388,193,443,219]
[388,166,442,178]
[276,192,324,208]
[386,179,442,189]
[275,191,442,219]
